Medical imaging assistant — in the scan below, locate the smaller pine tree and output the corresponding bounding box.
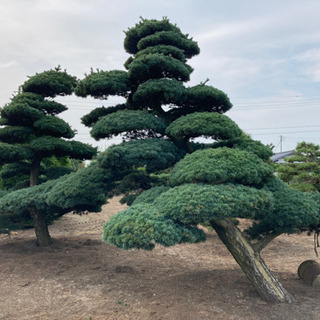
[277,142,320,192]
[0,68,97,245]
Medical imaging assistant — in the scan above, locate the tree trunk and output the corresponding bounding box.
[30,158,41,187]
[210,219,296,303]
[29,157,52,246]
[29,207,52,246]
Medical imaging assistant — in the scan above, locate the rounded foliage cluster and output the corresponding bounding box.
[136,31,199,58]
[22,69,77,97]
[34,116,75,138]
[186,85,232,113]
[132,186,171,205]
[47,164,113,213]
[81,104,127,127]
[1,103,44,125]
[0,144,33,165]
[248,188,320,237]
[170,148,274,187]
[154,183,274,224]
[102,204,182,250]
[128,53,192,84]
[75,70,130,99]
[9,93,68,115]
[103,203,206,250]
[166,112,242,141]
[98,139,185,173]
[212,138,273,161]
[126,45,186,65]
[0,126,35,143]
[123,18,199,58]
[132,78,186,108]
[90,110,167,140]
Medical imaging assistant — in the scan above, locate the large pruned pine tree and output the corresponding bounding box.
[0,67,97,245]
[72,18,320,303]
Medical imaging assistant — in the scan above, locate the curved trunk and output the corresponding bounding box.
[29,207,52,246]
[210,219,296,303]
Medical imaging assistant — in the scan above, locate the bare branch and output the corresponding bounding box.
[252,233,280,253]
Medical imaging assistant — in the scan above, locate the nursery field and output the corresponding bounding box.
[1,196,320,320]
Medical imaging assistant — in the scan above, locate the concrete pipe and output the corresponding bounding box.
[298,260,320,287]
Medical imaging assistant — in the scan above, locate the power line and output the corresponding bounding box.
[251,129,320,136]
[245,124,320,131]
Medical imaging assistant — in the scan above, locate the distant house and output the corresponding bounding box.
[271,150,295,163]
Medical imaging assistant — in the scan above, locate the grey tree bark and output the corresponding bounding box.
[210,219,296,303]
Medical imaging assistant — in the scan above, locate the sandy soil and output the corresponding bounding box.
[1,196,320,320]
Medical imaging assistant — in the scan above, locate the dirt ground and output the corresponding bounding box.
[1,196,320,320]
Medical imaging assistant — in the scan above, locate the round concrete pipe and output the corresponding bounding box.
[298,260,320,287]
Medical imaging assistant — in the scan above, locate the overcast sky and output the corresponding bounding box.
[1,0,320,152]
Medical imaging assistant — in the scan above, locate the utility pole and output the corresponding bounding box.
[280,135,283,152]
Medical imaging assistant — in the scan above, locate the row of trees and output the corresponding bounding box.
[1,18,320,303]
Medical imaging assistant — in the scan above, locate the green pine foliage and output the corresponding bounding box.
[132,186,171,205]
[248,186,320,237]
[46,164,113,213]
[97,139,185,173]
[74,70,130,99]
[128,53,193,84]
[0,126,35,143]
[33,116,75,138]
[0,143,33,164]
[0,162,31,189]
[0,68,97,179]
[170,148,273,187]
[81,104,127,127]
[131,78,186,108]
[22,68,77,97]
[136,31,200,58]
[155,183,274,223]
[0,162,115,233]
[277,142,320,192]
[90,110,167,140]
[166,112,242,140]
[126,45,186,66]
[211,138,273,161]
[103,203,206,250]
[185,85,232,113]
[123,18,189,54]
[1,103,44,125]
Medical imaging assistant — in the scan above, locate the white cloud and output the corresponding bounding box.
[294,48,320,82]
[0,60,17,69]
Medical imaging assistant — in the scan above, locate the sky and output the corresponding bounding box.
[0,0,320,152]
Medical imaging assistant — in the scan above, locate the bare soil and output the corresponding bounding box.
[1,196,320,320]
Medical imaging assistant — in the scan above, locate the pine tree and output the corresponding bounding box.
[0,67,97,245]
[277,141,320,192]
[72,18,320,302]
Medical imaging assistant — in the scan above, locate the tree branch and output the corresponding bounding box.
[252,233,280,253]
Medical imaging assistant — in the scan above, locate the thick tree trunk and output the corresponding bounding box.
[29,158,52,246]
[29,207,52,246]
[210,219,296,303]
[30,158,41,187]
